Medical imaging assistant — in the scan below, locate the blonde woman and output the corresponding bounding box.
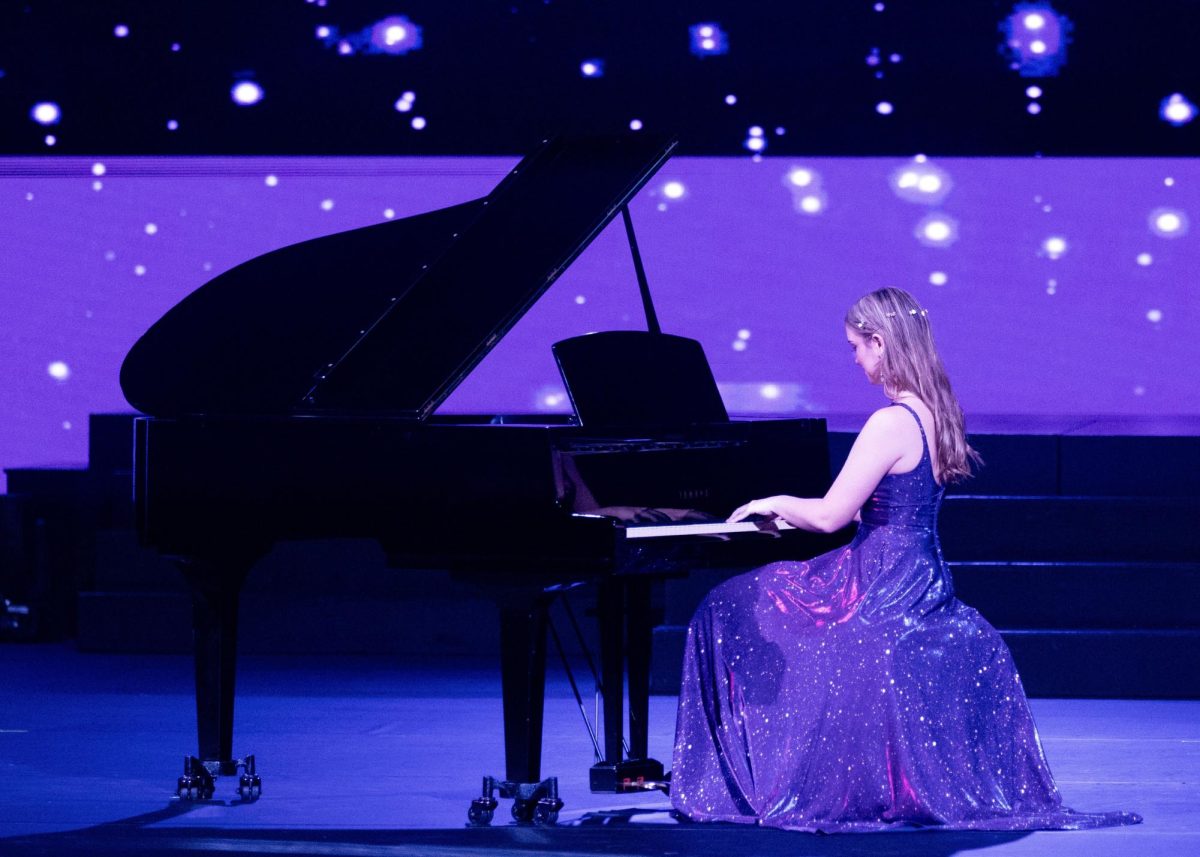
[671,287,1139,832]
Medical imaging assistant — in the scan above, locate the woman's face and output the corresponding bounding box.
[846,325,884,385]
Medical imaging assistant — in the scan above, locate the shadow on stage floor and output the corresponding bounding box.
[2,801,1034,857]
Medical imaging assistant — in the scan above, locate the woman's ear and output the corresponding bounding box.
[871,333,885,351]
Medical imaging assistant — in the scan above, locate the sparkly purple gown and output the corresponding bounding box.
[671,404,1141,832]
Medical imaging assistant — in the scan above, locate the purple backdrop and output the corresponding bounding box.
[1,155,1196,489]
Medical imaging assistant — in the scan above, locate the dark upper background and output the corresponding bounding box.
[0,0,1196,156]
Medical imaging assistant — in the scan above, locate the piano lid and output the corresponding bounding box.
[120,134,678,419]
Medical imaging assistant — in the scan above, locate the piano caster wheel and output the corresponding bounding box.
[511,799,536,824]
[533,797,563,826]
[176,756,215,801]
[237,773,262,801]
[468,798,497,826]
[176,776,214,801]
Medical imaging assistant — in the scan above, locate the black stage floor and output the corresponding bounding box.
[0,644,1194,857]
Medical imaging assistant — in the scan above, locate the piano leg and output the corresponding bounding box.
[496,592,550,785]
[176,556,257,795]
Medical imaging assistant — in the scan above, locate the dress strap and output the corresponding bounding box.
[891,401,930,458]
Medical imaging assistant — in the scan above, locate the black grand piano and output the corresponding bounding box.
[120,134,838,823]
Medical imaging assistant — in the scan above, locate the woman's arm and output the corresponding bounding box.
[727,407,909,532]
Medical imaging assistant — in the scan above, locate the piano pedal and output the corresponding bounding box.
[467,776,561,826]
[589,757,665,793]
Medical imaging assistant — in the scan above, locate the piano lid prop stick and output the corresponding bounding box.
[621,205,662,336]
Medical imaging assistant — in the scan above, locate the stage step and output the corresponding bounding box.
[940,496,1200,562]
[951,562,1200,629]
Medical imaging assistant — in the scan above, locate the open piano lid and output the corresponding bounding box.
[120,134,677,419]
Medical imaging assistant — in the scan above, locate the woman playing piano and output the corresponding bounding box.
[669,287,1140,832]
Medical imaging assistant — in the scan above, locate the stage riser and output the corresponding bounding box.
[940,497,1200,563]
[830,433,1200,498]
[952,563,1200,629]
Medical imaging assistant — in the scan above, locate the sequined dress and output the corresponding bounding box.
[671,403,1141,832]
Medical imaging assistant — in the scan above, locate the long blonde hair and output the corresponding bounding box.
[845,287,980,483]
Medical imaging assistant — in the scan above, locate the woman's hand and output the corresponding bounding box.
[727,497,779,523]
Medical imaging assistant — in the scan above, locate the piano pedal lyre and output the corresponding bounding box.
[468,775,562,826]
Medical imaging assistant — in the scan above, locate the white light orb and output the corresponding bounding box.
[1162,93,1195,125]
[394,98,412,112]
[876,101,894,115]
[760,384,782,400]
[737,328,751,340]
[1146,309,1163,323]
[144,223,158,235]
[166,119,179,130]
[580,61,598,76]
[338,41,352,55]
[91,162,106,176]
[701,38,716,50]
[1164,177,1175,186]
[1030,40,1047,54]
[1154,211,1182,233]
[321,199,334,211]
[265,174,278,187]
[31,102,60,125]
[1043,236,1067,257]
[745,136,766,152]
[788,168,813,187]
[1137,252,1153,266]
[724,94,737,105]
[44,134,57,146]
[316,26,331,38]
[63,421,72,430]
[1027,102,1042,115]
[924,220,951,241]
[929,271,948,286]
[411,116,427,130]
[662,181,686,199]
[732,340,748,352]
[385,25,407,45]
[134,264,147,276]
[917,174,941,193]
[383,208,395,219]
[1024,13,1046,30]
[699,25,714,38]
[92,180,103,191]
[231,81,264,106]
[47,361,70,381]
[114,24,130,38]
[897,170,919,188]
[799,194,823,214]
[749,125,764,137]
[914,154,927,163]
[1026,85,1043,98]
[629,119,643,131]
[575,295,586,305]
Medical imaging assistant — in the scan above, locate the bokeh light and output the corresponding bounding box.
[1160,93,1196,127]
[231,81,264,106]
[31,102,61,125]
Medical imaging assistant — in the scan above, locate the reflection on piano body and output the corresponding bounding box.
[120,135,842,816]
